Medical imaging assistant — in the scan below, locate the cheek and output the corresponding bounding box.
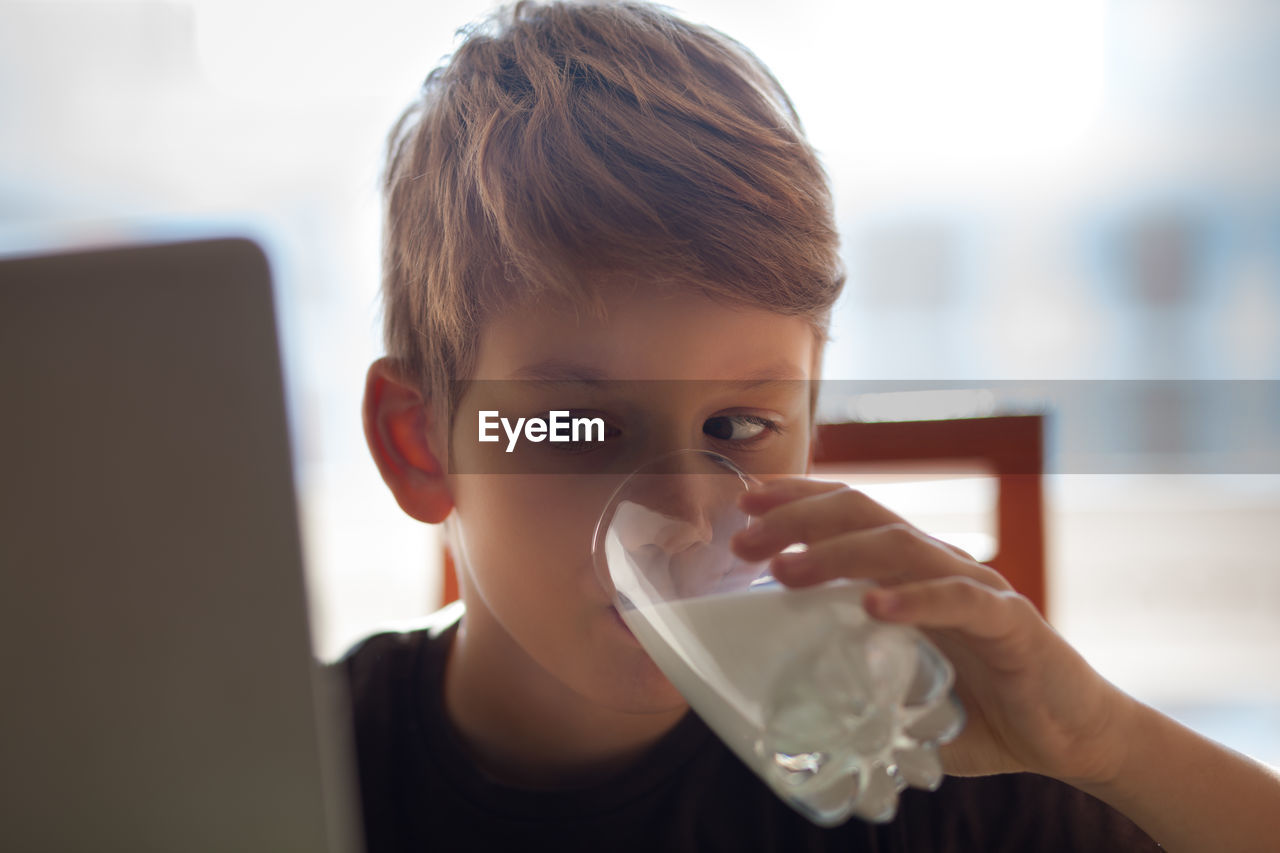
[451,477,685,711]
[789,435,812,474]
[451,476,608,609]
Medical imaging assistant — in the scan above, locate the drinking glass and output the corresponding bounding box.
[592,449,965,826]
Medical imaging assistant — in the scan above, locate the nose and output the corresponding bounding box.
[602,450,752,603]
[625,449,743,554]
[613,477,715,559]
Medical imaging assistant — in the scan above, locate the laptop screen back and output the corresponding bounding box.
[0,238,361,852]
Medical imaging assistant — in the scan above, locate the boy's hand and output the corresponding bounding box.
[730,477,1134,788]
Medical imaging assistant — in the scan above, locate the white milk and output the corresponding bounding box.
[620,579,961,826]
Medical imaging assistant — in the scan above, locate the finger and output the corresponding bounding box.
[737,477,847,515]
[862,577,1034,641]
[732,483,907,562]
[768,523,1009,590]
[737,478,983,568]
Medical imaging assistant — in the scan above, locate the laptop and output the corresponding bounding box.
[0,237,363,852]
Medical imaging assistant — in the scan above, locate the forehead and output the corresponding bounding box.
[471,284,816,382]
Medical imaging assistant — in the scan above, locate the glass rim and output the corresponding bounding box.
[590,448,758,601]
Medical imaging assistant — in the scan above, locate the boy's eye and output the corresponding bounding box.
[702,414,778,443]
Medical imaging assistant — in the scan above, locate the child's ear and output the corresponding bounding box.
[362,357,453,524]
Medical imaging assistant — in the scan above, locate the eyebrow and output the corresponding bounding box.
[507,359,806,388]
[508,361,610,386]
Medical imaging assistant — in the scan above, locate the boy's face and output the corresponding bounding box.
[444,281,816,715]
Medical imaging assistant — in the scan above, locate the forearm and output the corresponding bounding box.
[1077,697,1280,853]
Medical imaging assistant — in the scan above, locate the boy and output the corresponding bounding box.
[347,2,1280,850]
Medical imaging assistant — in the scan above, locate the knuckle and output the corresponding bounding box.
[1002,590,1040,620]
[880,522,917,547]
[836,487,874,514]
[947,576,986,606]
[981,589,1035,635]
[881,523,934,560]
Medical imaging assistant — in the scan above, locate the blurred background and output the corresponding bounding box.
[2,0,1277,767]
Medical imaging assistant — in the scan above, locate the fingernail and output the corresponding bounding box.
[734,524,765,546]
[868,589,900,615]
[772,550,810,578]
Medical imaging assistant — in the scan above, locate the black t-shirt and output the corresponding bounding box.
[339,605,1162,852]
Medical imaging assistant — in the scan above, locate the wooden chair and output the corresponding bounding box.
[440,414,1046,615]
[811,415,1046,615]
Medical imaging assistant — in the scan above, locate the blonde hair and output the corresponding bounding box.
[381,1,844,419]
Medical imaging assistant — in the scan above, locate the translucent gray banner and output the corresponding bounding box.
[816,380,1280,475]
[437,380,1279,475]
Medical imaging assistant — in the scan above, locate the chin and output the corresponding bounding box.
[585,645,690,715]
